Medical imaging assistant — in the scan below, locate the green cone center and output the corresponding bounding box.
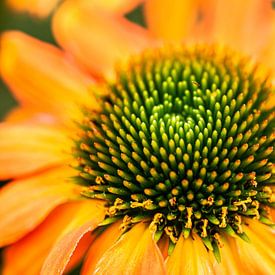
[74,45,275,253]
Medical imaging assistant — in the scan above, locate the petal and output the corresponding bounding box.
[144,0,215,42]
[0,31,97,120]
[2,201,99,275]
[233,224,275,275]
[259,14,275,85]
[53,0,154,79]
[64,233,94,274]
[213,236,243,275]
[7,0,61,18]
[80,0,144,14]
[271,208,275,221]
[41,200,105,275]
[4,107,58,124]
[212,0,273,55]
[0,166,82,247]
[245,219,275,260]
[145,0,274,50]
[81,221,122,275]
[157,235,169,260]
[93,223,166,274]
[166,234,214,274]
[0,122,70,180]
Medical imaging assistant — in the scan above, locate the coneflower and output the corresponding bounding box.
[0,1,274,274]
[75,45,274,263]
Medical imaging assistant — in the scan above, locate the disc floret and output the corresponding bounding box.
[74,45,275,258]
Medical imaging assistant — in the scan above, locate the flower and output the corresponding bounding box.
[0,0,275,274]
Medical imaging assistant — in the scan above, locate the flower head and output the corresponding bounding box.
[0,1,275,274]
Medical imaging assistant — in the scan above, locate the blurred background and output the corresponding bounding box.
[0,1,57,269]
[0,1,144,272]
[0,1,56,119]
[0,1,145,120]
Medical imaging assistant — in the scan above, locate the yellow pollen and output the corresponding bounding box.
[164,226,178,243]
[201,219,208,238]
[251,200,260,220]
[234,215,243,234]
[219,207,228,228]
[185,207,193,229]
[119,215,132,232]
[233,197,252,212]
[107,198,124,216]
[131,199,153,209]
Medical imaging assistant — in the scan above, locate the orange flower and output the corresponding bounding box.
[1,1,275,274]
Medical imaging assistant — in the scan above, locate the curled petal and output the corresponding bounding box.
[41,200,105,275]
[81,221,122,274]
[2,201,100,275]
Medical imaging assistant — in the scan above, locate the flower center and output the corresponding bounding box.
[74,45,274,257]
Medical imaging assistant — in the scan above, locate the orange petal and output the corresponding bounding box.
[271,208,275,222]
[4,106,58,124]
[144,0,215,42]
[0,122,70,180]
[213,235,243,275]
[7,0,61,18]
[79,0,144,14]
[245,219,275,259]
[0,166,82,247]
[2,201,101,275]
[157,235,169,260]
[212,0,273,56]
[166,234,214,274]
[81,221,122,274]
[259,13,275,85]
[214,221,275,275]
[41,200,105,275]
[233,224,275,274]
[0,31,97,120]
[93,223,166,274]
[53,0,153,79]
[64,233,94,274]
